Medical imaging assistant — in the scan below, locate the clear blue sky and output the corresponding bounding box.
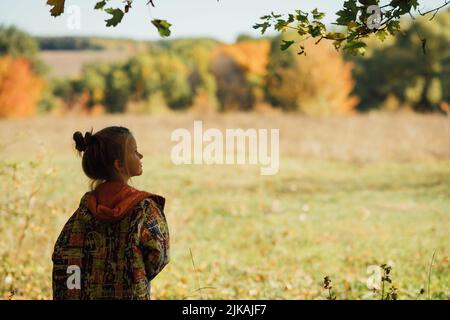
[0,0,446,43]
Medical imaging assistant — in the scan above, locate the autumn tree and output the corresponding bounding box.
[266,35,359,115]
[0,56,44,117]
[211,40,271,111]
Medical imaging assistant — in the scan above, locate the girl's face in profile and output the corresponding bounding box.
[125,135,143,178]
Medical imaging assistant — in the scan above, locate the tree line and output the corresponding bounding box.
[0,9,448,117]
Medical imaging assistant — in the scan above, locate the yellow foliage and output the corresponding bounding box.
[218,40,271,78]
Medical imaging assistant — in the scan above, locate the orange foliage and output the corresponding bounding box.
[218,40,271,78]
[0,56,44,118]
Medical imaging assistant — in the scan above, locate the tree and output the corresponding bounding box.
[45,0,450,55]
[125,47,195,111]
[0,56,44,117]
[104,64,131,113]
[214,40,271,110]
[0,26,38,57]
[160,39,219,111]
[155,54,192,110]
[266,35,359,114]
[211,47,253,111]
[125,52,162,102]
[79,63,110,107]
[0,26,46,74]
[349,9,449,111]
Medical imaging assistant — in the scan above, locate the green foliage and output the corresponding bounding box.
[254,1,447,55]
[80,63,110,106]
[12,6,449,115]
[104,8,125,27]
[36,37,104,51]
[162,39,219,109]
[280,40,295,51]
[54,46,198,112]
[426,78,442,105]
[152,20,172,38]
[44,1,449,55]
[104,64,131,112]
[236,34,257,42]
[94,1,107,10]
[0,26,46,74]
[265,37,298,110]
[155,54,192,109]
[0,26,39,58]
[349,9,450,112]
[36,82,62,115]
[51,78,83,111]
[46,0,172,38]
[125,53,161,101]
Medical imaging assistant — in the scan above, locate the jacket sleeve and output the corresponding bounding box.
[139,198,170,282]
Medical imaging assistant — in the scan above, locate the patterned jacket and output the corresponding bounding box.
[52,181,170,300]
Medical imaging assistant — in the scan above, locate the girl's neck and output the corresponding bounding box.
[107,177,129,185]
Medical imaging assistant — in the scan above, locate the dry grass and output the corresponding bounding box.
[1,111,449,162]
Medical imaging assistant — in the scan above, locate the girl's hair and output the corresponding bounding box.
[73,126,132,190]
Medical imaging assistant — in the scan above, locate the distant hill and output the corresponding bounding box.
[36,36,220,52]
[36,36,153,51]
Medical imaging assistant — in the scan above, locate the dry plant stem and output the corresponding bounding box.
[189,248,205,300]
[427,250,436,300]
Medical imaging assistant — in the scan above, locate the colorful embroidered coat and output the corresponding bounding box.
[52,181,170,300]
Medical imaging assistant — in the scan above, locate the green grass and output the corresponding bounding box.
[1,156,448,299]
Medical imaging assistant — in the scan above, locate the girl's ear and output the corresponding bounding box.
[113,159,124,173]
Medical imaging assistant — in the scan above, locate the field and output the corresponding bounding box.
[40,50,135,78]
[0,112,449,299]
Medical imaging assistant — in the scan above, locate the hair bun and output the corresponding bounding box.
[84,131,93,146]
[73,131,87,152]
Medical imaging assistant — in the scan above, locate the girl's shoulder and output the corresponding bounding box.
[137,193,165,212]
[79,191,93,208]
[132,193,166,222]
[131,193,167,227]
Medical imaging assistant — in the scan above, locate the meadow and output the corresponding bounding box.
[0,111,449,299]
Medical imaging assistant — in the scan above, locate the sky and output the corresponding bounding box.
[0,0,447,43]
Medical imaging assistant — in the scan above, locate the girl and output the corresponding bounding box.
[52,126,170,300]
